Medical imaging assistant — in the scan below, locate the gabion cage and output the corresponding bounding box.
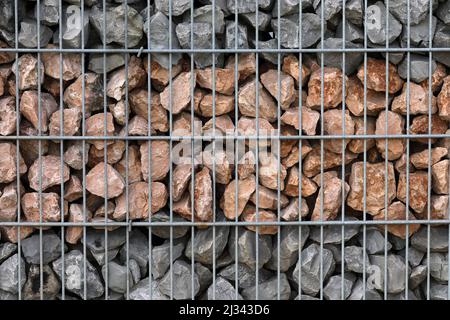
[0,0,449,301]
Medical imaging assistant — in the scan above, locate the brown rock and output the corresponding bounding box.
[323,109,355,153]
[241,206,278,235]
[64,141,89,170]
[106,56,146,101]
[109,100,127,126]
[281,142,313,168]
[143,58,183,91]
[432,159,449,194]
[127,115,149,136]
[311,177,349,221]
[373,201,420,239]
[193,167,213,222]
[129,89,169,132]
[421,62,447,93]
[225,53,256,81]
[114,145,142,184]
[64,175,83,202]
[426,195,449,220]
[172,164,194,202]
[392,82,437,115]
[284,166,301,197]
[0,225,34,243]
[301,175,318,198]
[220,175,256,220]
[173,192,192,220]
[0,183,20,222]
[439,75,450,120]
[41,47,81,81]
[345,76,387,116]
[93,201,115,219]
[237,116,275,148]
[411,147,448,169]
[410,114,448,144]
[282,54,310,86]
[196,68,236,95]
[43,77,63,98]
[173,112,201,136]
[357,58,403,94]
[0,41,14,64]
[348,116,376,154]
[238,78,277,122]
[202,149,232,185]
[200,93,234,117]
[303,146,358,177]
[66,203,92,244]
[160,71,195,114]
[249,185,289,210]
[258,152,287,191]
[203,114,235,135]
[394,153,411,174]
[21,192,63,223]
[375,110,405,160]
[347,161,396,215]
[280,107,320,136]
[280,125,298,158]
[238,151,256,180]
[85,112,115,150]
[86,162,125,199]
[20,91,58,132]
[260,69,296,110]
[0,143,26,184]
[306,67,347,109]
[49,108,82,137]
[281,197,309,221]
[312,171,338,187]
[397,171,429,214]
[63,73,103,114]
[140,140,170,182]
[12,54,44,90]
[0,96,17,136]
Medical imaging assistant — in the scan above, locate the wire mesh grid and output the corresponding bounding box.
[1,0,450,300]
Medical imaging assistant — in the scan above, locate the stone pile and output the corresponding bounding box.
[0,0,450,300]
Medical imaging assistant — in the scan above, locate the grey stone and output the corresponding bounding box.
[265,226,310,272]
[91,248,120,266]
[252,38,279,65]
[34,0,60,26]
[155,0,191,16]
[358,228,392,254]
[324,244,342,265]
[240,11,272,32]
[88,46,129,73]
[388,234,406,251]
[379,41,405,65]
[437,0,450,25]
[348,278,382,300]
[226,0,272,14]
[143,11,182,69]
[64,0,98,6]
[151,211,189,239]
[316,38,363,74]
[0,242,17,264]
[105,291,124,300]
[398,54,437,83]
[426,252,448,282]
[430,281,448,300]
[198,0,229,15]
[216,251,234,268]
[241,273,291,300]
[129,277,169,300]
[369,254,406,293]
[411,226,449,252]
[0,0,25,34]
[21,231,65,265]
[0,253,25,294]
[400,15,436,48]
[175,22,216,68]
[433,22,450,67]
[102,261,133,294]
[366,1,402,44]
[0,290,17,300]
[345,0,363,25]
[159,260,200,300]
[335,20,364,43]
[292,243,335,296]
[191,5,225,34]
[0,29,15,47]
[399,246,424,267]
[218,263,272,289]
[195,263,212,293]
[152,239,185,279]
[227,227,272,270]
[409,265,427,289]
[90,4,143,47]
[271,13,322,48]
[296,294,320,300]
[344,246,370,274]
[52,250,104,299]
[84,228,127,265]
[207,277,242,300]
[271,0,313,17]
[313,0,342,21]
[390,0,431,25]
[323,274,356,300]
[23,264,60,300]
[225,21,248,49]
[129,259,141,285]
[388,290,420,300]
[310,217,360,244]
[18,21,53,48]
[56,5,90,49]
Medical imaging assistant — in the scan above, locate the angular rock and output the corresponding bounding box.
[21,231,64,265]
[345,76,387,117]
[221,175,256,220]
[21,192,63,223]
[370,254,406,294]
[140,140,170,182]
[86,162,125,199]
[63,73,103,114]
[160,71,194,114]
[306,67,346,109]
[374,201,421,239]
[398,54,437,83]
[151,240,185,279]
[375,110,405,160]
[12,54,44,91]
[271,14,322,49]
[102,261,133,294]
[0,253,25,294]
[106,56,146,101]
[260,70,296,110]
[366,1,402,44]
[28,155,69,191]
[159,260,200,300]
[241,206,278,235]
[238,78,277,122]
[23,264,60,300]
[392,82,437,115]
[311,176,349,221]
[357,58,403,94]
[397,171,429,214]
[432,160,449,195]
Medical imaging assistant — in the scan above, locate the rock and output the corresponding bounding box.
[23,264,60,300]
[224,21,248,49]
[0,243,16,264]
[428,195,449,220]
[192,167,212,222]
[317,38,363,74]
[410,114,448,144]
[238,151,256,180]
[281,197,309,221]
[208,277,242,300]
[0,41,15,64]
[20,90,58,133]
[390,0,430,25]
[119,229,149,275]
[311,176,349,221]
[140,140,170,182]
[347,161,396,215]
[392,82,437,115]
[172,164,193,202]
[85,112,115,150]
[306,67,346,109]
[250,185,288,210]
[400,15,436,48]
[0,182,19,222]
[0,96,16,136]
[106,56,146,101]
[0,253,25,294]
[241,11,271,32]
[83,228,126,265]
[324,274,355,300]
[422,62,447,94]
[370,254,406,293]
[114,145,142,184]
[175,22,215,68]
[292,243,335,296]
[89,46,128,74]
[281,107,320,136]
[0,226,34,244]
[160,71,194,114]
[434,22,450,67]
[237,116,276,148]
[64,141,89,170]
[322,109,355,153]
[151,211,189,239]
[225,53,256,82]
[196,68,235,96]
[411,226,448,252]
[49,108,82,137]
[52,250,104,299]
[238,78,277,122]
[155,0,190,16]
[28,155,69,192]
[58,4,89,48]
[102,261,133,294]
[221,175,256,220]
[374,201,421,239]
[199,93,234,117]
[242,274,291,300]
[303,146,357,177]
[336,19,363,43]
[63,73,103,114]
[310,216,360,244]
[159,260,200,300]
[432,160,449,194]
[191,5,225,34]
[228,227,272,270]
[398,54,437,83]
[430,281,448,300]
[65,204,91,245]
[437,0,450,24]
[426,253,448,282]
[90,4,143,47]
[22,192,64,223]
[357,58,403,94]
[366,1,402,44]
[218,263,272,289]
[241,206,278,235]
[344,246,369,274]
[348,278,382,300]
[348,117,376,154]
[12,54,44,91]
[345,76,387,117]
[151,240,185,279]
[438,76,450,120]
[260,70,296,110]
[397,170,429,213]
[21,231,64,264]
[375,110,405,160]
[86,162,124,199]
[282,54,310,87]
[129,278,169,300]
[271,13,322,48]
[18,20,53,48]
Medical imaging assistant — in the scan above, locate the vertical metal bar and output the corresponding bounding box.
[362,0,368,300]
[190,0,195,301]
[276,0,281,300]
[384,0,390,300]
[211,0,217,300]
[168,0,174,300]
[254,0,260,300]
[319,0,325,300]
